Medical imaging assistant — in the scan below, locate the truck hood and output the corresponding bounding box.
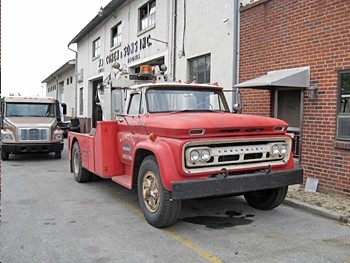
[4,117,57,128]
[145,112,288,138]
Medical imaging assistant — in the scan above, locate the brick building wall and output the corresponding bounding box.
[239,0,350,197]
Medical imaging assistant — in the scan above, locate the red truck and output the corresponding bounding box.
[68,64,303,228]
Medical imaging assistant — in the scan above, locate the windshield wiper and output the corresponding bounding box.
[171,109,225,114]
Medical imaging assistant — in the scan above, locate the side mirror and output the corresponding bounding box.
[61,103,67,115]
[232,103,242,114]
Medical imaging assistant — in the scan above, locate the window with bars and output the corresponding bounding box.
[79,88,84,115]
[337,71,350,141]
[189,54,211,84]
[139,0,156,32]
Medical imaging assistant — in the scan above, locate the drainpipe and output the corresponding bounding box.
[172,0,177,81]
[232,0,239,106]
[68,43,78,118]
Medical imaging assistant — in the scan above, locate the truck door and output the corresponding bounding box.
[117,91,146,165]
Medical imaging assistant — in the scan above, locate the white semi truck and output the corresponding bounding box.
[1,96,66,160]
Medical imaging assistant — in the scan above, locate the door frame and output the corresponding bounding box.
[273,88,304,161]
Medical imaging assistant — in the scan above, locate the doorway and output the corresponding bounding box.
[92,78,103,128]
[273,89,303,160]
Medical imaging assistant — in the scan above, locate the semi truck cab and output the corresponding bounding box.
[1,96,66,160]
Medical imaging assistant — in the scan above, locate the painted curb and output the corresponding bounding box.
[284,198,350,224]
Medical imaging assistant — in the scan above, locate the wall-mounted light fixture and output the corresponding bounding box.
[308,83,318,101]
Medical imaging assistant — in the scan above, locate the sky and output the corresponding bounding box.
[2,0,111,97]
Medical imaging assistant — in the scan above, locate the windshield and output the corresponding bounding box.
[146,88,229,113]
[6,103,56,117]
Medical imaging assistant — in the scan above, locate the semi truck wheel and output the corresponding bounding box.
[72,142,91,183]
[138,156,182,228]
[244,186,288,210]
[1,150,9,160]
[54,151,61,159]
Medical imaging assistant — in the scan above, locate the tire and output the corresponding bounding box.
[137,156,182,228]
[54,151,62,159]
[1,150,9,160]
[244,186,288,210]
[72,142,91,183]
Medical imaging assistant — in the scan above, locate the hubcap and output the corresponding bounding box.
[73,151,80,175]
[142,171,160,213]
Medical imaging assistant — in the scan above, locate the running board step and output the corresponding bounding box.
[111,175,133,189]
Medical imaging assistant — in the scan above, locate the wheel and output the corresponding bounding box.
[72,142,91,183]
[1,150,9,160]
[138,156,182,228]
[54,151,61,159]
[244,186,288,210]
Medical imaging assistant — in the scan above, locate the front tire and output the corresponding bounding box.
[244,186,288,210]
[1,150,9,160]
[54,151,61,159]
[138,156,182,228]
[72,142,91,183]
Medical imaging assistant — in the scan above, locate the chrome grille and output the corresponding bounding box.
[19,128,49,141]
[183,138,291,173]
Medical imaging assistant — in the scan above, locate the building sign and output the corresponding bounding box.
[98,34,153,70]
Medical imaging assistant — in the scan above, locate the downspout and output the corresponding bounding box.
[68,43,78,118]
[172,0,177,81]
[232,0,239,106]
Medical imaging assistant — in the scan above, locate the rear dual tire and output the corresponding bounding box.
[72,142,91,183]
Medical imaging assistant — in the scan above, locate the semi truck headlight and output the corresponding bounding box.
[54,130,63,141]
[2,133,13,141]
[1,129,14,142]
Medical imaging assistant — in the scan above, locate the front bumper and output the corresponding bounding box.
[172,168,303,200]
[2,143,64,154]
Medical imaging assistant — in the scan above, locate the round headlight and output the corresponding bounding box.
[271,144,280,156]
[201,149,211,161]
[279,144,287,155]
[190,150,200,162]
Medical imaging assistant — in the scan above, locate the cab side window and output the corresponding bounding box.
[128,93,143,115]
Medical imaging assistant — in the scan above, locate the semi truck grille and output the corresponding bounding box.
[19,128,49,141]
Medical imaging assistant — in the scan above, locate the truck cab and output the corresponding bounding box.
[1,96,65,160]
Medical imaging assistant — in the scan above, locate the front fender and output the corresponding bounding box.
[135,140,182,191]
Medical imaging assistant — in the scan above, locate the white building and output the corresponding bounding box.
[66,0,239,132]
[41,59,76,120]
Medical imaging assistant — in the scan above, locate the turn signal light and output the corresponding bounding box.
[149,133,157,141]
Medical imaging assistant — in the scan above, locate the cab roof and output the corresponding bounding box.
[4,96,56,103]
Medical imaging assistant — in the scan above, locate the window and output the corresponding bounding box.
[111,23,122,48]
[6,103,55,117]
[189,54,211,84]
[128,93,142,115]
[146,88,229,113]
[92,38,101,58]
[79,88,84,115]
[337,71,350,141]
[139,0,156,31]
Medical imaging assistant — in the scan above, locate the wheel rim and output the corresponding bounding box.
[73,151,80,175]
[142,171,160,213]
